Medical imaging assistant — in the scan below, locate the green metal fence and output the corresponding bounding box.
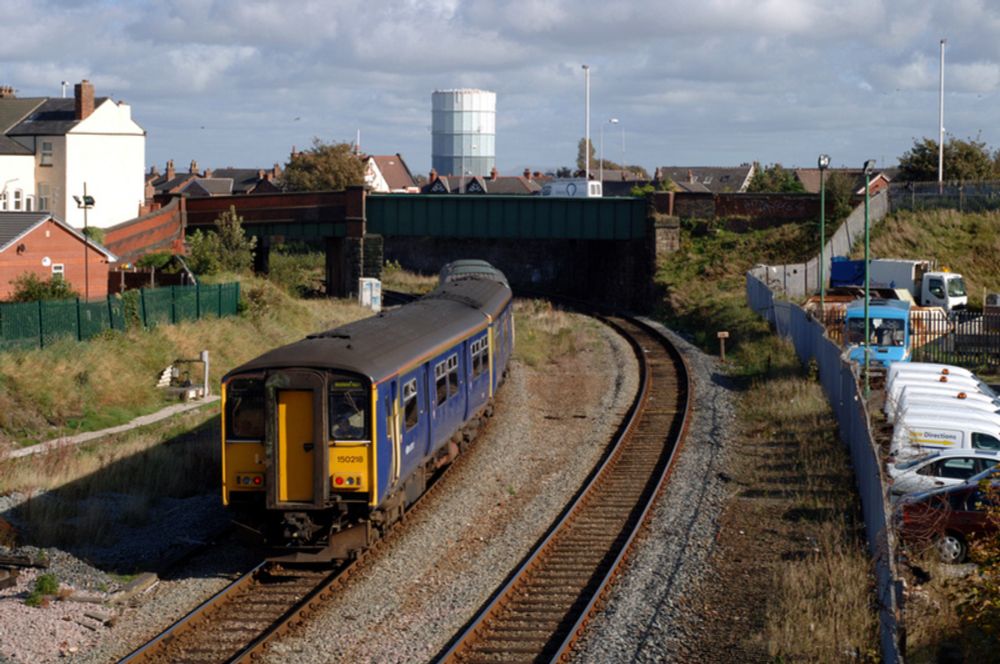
[0,282,240,351]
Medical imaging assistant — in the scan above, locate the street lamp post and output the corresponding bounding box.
[599,118,619,184]
[863,159,876,398]
[818,154,830,318]
[582,64,590,180]
[73,183,95,300]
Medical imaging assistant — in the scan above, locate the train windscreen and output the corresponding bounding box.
[226,377,265,441]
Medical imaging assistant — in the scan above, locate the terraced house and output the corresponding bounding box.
[0,80,145,228]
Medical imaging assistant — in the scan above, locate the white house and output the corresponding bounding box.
[0,80,145,229]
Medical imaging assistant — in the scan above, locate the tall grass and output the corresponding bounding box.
[513,299,595,367]
[0,276,372,446]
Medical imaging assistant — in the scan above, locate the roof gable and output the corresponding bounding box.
[659,165,755,193]
[0,212,118,260]
[370,154,417,191]
[0,97,44,134]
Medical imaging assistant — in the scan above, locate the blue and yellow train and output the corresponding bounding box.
[221,263,513,562]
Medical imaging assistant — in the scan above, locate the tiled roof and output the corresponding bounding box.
[211,169,266,193]
[0,97,44,133]
[0,211,117,260]
[149,173,199,194]
[0,212,49,252]
[183,178,234,196]
[0,134,30,155]
[6,97,110,136]
[422,175,541,195]
[659,165,754,193]
[794,168,888,194]
[370,154,417,191]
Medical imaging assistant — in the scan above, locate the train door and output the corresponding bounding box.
[267,371,326,510]
[400,368,428,469]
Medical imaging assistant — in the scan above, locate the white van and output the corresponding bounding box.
[887,362,974,385]
[540,179,603,198]
[891,412,1000,459]
[886,373,996,414]
[886,386,1000,423]
[894,399,1000,425]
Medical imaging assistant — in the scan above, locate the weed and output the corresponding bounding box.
[25,573,59,607]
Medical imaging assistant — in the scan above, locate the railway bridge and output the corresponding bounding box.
[105,188,666,311]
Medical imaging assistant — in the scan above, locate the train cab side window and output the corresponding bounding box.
[330,380,368,440]
[446,354,459,396]
[403,379,419,429]
[225,378,265,440]
[435,361,448,406]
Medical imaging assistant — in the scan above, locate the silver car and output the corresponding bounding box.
[888,449,1000,498]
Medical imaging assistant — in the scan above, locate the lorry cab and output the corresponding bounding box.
[844,298,911,367]
[922,271,967,310]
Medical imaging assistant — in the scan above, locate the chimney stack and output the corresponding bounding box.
[490,166,499,181]
[74,80,94,120]
[0,86,15,99]
[523,168,531,179]
[272,163,282,179]
[166,159,175,180]
[204,168,213,178]
[258,169,266,180]
[190,159,199,175]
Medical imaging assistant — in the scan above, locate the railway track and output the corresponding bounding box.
[120,562,340,663]
[121,310,688,664]
[438,315,691,663]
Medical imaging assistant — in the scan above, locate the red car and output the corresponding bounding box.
[897,480,1000,563]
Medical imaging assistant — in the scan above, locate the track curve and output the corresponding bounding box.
[438,315,691,663]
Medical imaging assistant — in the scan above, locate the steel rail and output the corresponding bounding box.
[437,314,691,663]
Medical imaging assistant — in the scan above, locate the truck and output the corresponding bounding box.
[829,257,967,312]
[540,178,603,198]
[844,297,911,367]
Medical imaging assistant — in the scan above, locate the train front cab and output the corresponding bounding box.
[222,369,382,562]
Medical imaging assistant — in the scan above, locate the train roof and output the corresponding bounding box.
[225,278,512,384]
[439,259,508,286]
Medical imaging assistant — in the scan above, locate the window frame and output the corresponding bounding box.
[40,141,53,166]
[51,263,65,280]
[403,378,419,430]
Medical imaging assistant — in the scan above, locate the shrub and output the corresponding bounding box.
[9,272,77,302]
[187,206,256,276]
[25,573,59,607]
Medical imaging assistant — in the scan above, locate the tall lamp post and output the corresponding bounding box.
[863,159,876,398]
[582,64,591,180]
[818,154,830,317]
[73,183,95,301]
[599,117,619,184]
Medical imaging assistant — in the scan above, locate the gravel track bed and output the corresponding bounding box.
[569,319,739,663]
[262,315,637,663]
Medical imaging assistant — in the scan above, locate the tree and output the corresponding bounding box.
[555,166,573,178]
[282,138,366,192]
[187,206,256,275]
[825,171,856,221]
[746,162,805,193]
[897,136,996,182]
[9,272,76,302]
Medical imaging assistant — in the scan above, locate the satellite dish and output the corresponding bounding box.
[42,256,51,267]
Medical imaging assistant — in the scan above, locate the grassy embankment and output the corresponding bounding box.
[862,208,1000,308]
[657,217,878,660]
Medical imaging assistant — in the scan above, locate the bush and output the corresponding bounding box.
[9,273,77,302]
[187,206,256,276]
[25,573,59,607]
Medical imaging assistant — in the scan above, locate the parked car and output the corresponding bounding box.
[888,449,1000,498]
[897,480,1000,563]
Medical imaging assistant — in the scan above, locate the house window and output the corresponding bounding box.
[51,264,65,280]
[12,189,22,211]
[37,183,50,211]
[40,141,53,166]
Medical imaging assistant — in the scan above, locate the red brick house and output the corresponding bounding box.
[0,211,116,300]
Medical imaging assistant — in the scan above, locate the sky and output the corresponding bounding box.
[4,0,1000,178]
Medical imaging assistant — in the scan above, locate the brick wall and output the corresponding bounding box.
[0,219,112,300]
[672,191,823,227]
[104,196,185,263]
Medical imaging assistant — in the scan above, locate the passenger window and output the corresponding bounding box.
[973,433,1000,451]
[385,397,393,444]
[447,355,459,396]
[940,458,976,479]
[471,338,487,378]
[404,379,419,430]
[435,361,448,406]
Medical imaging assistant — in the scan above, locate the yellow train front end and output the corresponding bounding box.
[221,372,379,562]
